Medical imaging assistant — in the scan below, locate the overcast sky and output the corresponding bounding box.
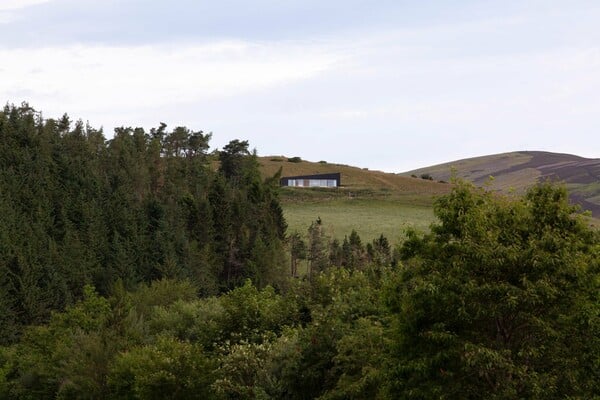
[1,0,599,171]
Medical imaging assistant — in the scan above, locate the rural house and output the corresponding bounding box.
[280,173,341,188]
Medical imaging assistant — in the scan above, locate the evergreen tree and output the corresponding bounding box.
[219,139,251,184]
[289,232,307,277]
[0,104,289,341]
[307,218,329,278]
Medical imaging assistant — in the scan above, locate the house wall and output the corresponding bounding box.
[280,173,341,188]
[286,178,337,187]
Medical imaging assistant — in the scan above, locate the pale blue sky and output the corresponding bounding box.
[1,0,599,171]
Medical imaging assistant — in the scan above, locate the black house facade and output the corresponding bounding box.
[280,173,341,188]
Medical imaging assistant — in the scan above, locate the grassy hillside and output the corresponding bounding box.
[259,156,451,242]
[259,156,450,202]
[403,151,600,217]
[404,152,535,189]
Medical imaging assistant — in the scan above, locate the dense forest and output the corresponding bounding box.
[0,104,599,399]
[0,103,288,342]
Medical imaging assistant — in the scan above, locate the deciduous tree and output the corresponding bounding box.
[386,182,600,399]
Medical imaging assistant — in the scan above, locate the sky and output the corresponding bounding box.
[1,0,599,172]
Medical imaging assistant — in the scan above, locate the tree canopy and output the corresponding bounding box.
[0,103,287,343]
[0,104,598,399]
[387,181,600,399]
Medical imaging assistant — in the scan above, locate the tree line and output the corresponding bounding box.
[0,104,599,399]
[0,103,287,343]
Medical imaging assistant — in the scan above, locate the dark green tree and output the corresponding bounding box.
[289,231,307,277]
[219,139,251,184]
[307,218,329,278]
[367,234,392,267]
[329,238,344,268]
[0,104,289,341]
[342,230,365,270]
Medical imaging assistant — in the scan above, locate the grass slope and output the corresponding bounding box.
[284,199,434,243]
[259,156,450,202]
[259,157,451,243]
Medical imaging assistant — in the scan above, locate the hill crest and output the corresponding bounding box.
[258,156,451,205]
[403,151,600,216]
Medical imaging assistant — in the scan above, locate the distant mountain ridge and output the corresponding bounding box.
[403,151,600,216]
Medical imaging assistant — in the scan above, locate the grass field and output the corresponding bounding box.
[259,157,449,244]
[261,154,599,243]
[283,198,436,244]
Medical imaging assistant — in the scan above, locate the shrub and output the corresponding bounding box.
[288,157,302,163]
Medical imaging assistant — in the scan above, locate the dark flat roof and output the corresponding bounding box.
[280,173,340,180]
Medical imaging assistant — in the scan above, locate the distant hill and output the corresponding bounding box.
[258,156,451,205]
[403,151,600,216]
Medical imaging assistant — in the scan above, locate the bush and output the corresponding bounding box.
[420,173,433,180]
[288,157,302,163]
[108,336,216,400]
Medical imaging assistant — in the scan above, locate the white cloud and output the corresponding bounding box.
[2,5,599,171]
[0,0,53,11]
[0,40,339,123]
[311,33,600,128]
[0,0,54,23]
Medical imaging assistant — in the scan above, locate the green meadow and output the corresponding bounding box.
[263,156,449,245]
[283,198,436,244]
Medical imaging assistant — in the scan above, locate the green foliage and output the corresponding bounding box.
[218,280,299,344]
[213,335,277,399]
[0,346,16,398]
[3,285,115,399]
[307,218,329,277]
[342,230,366,270]
[289,231,307,277]
[219,139,251,183]
[287,156,302,163]
[127,279,198,317]
[320,317,388,400]
[0,104,288,342]
[2,103,598,400]
[387,181,600,399]
[108,336,216,400]
[367,234,393,267]
[148,297,225,349]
